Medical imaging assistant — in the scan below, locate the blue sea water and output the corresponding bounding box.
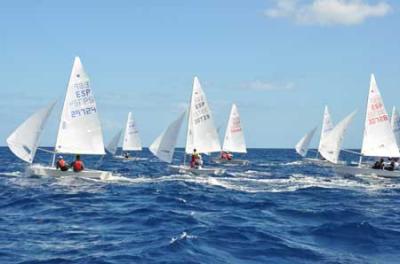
[0,147,399,264]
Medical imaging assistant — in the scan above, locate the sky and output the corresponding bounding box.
[0,0,399,148]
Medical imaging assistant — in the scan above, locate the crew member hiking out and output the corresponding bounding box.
[56,156,69,171]
[71,154,84,172]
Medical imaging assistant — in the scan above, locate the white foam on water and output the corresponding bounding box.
[0,171,22,177]
[169,231,197,244]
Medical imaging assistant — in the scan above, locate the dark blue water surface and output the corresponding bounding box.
[0,147,399,264]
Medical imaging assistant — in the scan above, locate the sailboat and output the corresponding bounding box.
[169,76,225,176]
[390,106,400,147]
[112,112,143,160]
[213,104,249,165]
[335,74,400,177]
[7,57,113,179]
[295,127,317,157]
[149,111,186,163]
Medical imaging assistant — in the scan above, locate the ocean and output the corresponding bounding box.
[0,147,399,263]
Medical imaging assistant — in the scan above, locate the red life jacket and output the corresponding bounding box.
[58,159,66,168]
[73,160,83,172]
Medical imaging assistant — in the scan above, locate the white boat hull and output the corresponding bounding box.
[212,158,249,166]
[169,165,225,176]
[26,164,113,180]
[334,164,400,178]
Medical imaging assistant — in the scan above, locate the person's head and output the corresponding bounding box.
[58,155,63,160]
[193,148,197,153]
[380,158,384,162]
[76,155,80,160]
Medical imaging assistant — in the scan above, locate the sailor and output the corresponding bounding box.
[372,158,384,170]
[124,152,130,159]
[71,154,84,172]
[56,155,69,171]
[191,149,202,168]
[221,151,233,160]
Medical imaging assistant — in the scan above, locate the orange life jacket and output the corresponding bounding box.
[73,160,83,172]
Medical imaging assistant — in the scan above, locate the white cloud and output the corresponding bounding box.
[245,80,295,91]
[265,0,391,26]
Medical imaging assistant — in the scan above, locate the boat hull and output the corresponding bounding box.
[169,165,225,176]
[27,164,113,180]
[212,158,249,166]
[334,164,400,178]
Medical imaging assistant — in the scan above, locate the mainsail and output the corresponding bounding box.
[361,74,400,157]
[55,57,105,155]
[122,112,142,151]
[318,106,333,154]
[106,130,123,155]
[222,104,247,153]
[391,106,400,147]
[7,102,56,163]
[185,76,221,154]
[150,111,186,163]
[295,127,317,157]
[319,110,357,163]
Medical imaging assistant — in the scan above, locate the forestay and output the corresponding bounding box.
[222,104,247,153]
[295,127,317,157]
[122,112,142,151]
[391,106,400,147]
[7,102,56,163]
[361,74,400,157]
[318,106,333,154]
[150,111,186,163]
[185,76,221,154]
[106,130,123,155]
[319,110,356,164]
[55,57,105,155]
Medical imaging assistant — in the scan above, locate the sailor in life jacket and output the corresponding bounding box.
[221,151,233,160]
[56,155,69,171]
[71,154,84,172]
[191,149,203,168]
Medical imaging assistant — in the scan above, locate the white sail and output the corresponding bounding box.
[319,110,357,164]
[391,106,400,146]
[318,105,333,153]
[150,111,186,163]
[122,112,142,151]
[222,104,247,153]
[185,76,221,154]
[295,127,317,157]
[361,74,400,157]
[55,57,105,155]
[7,102,56,163]
[106,130,122,155]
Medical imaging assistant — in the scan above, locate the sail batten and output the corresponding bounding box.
[295,127,317,157]
[7,102,56,163]
[185,76,221,154]
[55,57,105,155]
[361,74,400,157]
[222,104,247,153]
[150,111,185,163]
